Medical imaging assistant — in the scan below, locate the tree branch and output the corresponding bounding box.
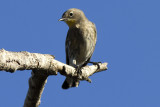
[24,70,48,107]
[0,49,108,107]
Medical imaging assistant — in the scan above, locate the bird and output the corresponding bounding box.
[59,8,97,89]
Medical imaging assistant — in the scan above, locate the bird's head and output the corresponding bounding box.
[59,8,87,27]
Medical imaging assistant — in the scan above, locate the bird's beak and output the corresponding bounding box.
[59,18,67,21]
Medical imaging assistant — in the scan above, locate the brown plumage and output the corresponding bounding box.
[59,8,97,89]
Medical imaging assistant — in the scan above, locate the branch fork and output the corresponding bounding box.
[0,49,108,107]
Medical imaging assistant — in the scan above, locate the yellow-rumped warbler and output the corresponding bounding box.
[59,8,97,89]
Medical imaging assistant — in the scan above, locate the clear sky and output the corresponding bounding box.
[0,0,160,107]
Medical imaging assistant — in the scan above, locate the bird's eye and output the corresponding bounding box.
[69,12,73,17]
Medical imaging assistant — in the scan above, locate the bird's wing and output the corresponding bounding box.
[65,34,69,65]
[82,22,97,65]
[65,28,81,66]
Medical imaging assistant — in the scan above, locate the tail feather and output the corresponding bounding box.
[62,77,79,89]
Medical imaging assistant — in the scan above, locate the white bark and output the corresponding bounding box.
[0,49,108,107]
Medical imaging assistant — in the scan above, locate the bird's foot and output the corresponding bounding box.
[74,65,92,83]
[89,61,102,70]
[75,66,82,79]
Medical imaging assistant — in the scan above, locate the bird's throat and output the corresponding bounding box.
[66,19,76,27]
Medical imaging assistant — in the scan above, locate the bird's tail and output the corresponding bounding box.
[62,77,80,89]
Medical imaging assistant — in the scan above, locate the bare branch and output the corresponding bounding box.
[0,49,108,107]
[24,70,48,107]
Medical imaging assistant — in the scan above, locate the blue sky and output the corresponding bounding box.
[0,0,160,107]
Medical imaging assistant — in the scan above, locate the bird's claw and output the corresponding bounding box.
[75,66,82,79]
[89,61,101,70]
